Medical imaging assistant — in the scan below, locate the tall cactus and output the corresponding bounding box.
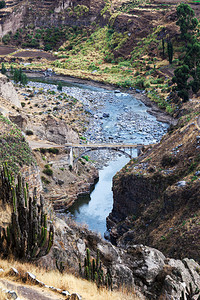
[0,163,13,205]
[81,248,113,289]
[0,168,54,260]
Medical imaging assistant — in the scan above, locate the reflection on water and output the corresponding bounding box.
[67,155,131,236]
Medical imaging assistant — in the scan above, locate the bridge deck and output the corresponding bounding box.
[65,143,142,148]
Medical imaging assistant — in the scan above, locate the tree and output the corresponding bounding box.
[167,40,173,64]
[162,38,165,58]
[0,1,6,9]
[185,42,200,93]
[173,4,200,101]
[13,68,28,85]
[1,63,6,75]
[57,82,62,91]
[172,65,190,102]
[176,3,198,41]
[10,65,14,75]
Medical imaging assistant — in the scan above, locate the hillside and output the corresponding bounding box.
[0,0,199,114]
[0,0,200,299]
[108,100,200,262]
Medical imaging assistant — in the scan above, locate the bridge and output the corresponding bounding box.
[29,140,144,168]
[65,143,144,167]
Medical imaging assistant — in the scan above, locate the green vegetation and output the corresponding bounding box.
[167,41,173,64]
[0,115,35,174]
[4,2,200,113]
[25,130,33,135]
[3,26,69,50]
[13,68,28,85]
[1,63,6,75]
[0,1,5,9]
[40,148,59,155]
[57,82,62,91]
[43,164,53,176]
[172,4,200,101]
[0,165,54,259]
[117,0,152,13]
[41,175,50,185]
[48,148,59,155]
[176,3,198,40]
[79,248,112,289]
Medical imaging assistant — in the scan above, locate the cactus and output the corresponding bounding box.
[0,163,13,205]
[81,248,113,289]
[0,169,54,260]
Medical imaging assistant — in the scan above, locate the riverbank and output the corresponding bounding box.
[8,75,169,231]
[25,70,177,126]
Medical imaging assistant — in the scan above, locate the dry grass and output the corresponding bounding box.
[0,289,7,300]
[0,258,141,300]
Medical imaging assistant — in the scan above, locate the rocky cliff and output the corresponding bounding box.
[107,100,200,263]
[0,74,20,108]
[40,215,200,300]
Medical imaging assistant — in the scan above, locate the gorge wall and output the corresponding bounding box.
[107,107,200,263]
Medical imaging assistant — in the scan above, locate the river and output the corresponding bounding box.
[27,76,168,236]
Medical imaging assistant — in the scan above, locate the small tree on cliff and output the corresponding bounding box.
[173,4,200,101]
[176,3,198,42]
[172,65,190,102]
[167,40,173,64]
[0,1,6,9]
[13,68,28,85]
[1,63,6,75]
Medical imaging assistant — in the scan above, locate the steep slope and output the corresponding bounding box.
[107,99,200,263]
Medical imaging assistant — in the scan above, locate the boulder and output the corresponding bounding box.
[103,113,110,118]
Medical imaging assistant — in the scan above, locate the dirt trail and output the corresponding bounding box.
[0,279,65,300]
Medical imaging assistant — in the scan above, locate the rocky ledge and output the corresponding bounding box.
[40,216,200,300]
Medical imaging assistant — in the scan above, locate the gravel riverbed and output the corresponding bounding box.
[25,79,168,167]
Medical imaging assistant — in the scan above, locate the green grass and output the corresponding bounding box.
[0,115,35,174]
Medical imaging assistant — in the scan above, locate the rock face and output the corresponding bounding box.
[0,4,26,37]
[11,113,80,145]
[40,217,200,300]
[107,116,200,263]
[44,115,79,144]
[0,74,20,108]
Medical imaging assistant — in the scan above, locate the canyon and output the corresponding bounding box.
[0,0,199,299]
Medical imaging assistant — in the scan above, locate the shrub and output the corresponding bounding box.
[13,68,28,85]
[2,34,11,45]
[0,1,6,9]
[161,154,179,167]
[40,148,47,154]
[48,148,59,154]
[43,165,53,176]
[41,176,50,184]
[57,82,62,91]
[25,130,33,135]
[1,63,6,74]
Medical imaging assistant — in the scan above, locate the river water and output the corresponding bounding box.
[27,77,168,236]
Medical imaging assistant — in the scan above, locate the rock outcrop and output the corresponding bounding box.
[107,105,200,263]
[0,74,20,108]
[40,217,200,300]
